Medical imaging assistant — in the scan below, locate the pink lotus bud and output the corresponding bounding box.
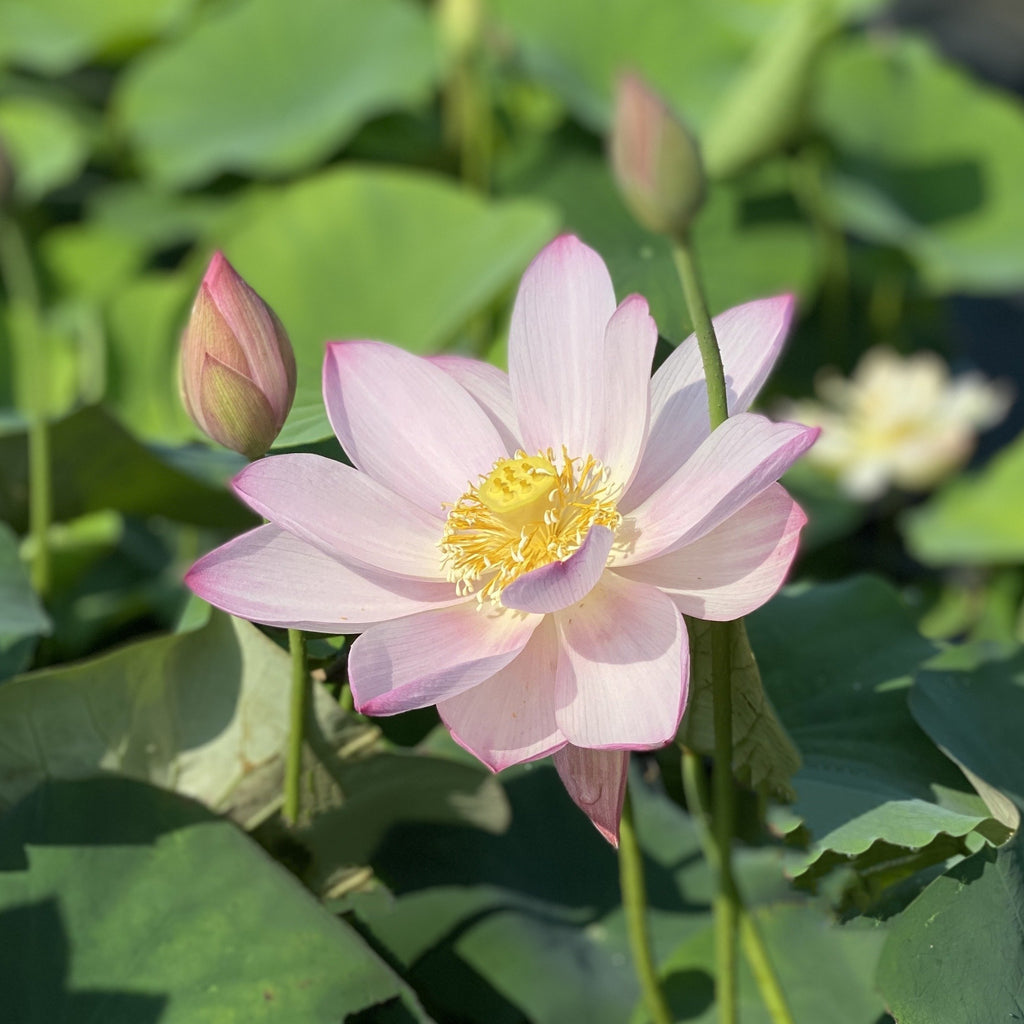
[609,73,706,238]
[179,252,296,459]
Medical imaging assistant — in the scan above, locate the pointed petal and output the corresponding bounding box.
[624,295,795,508]
[323,341,505,515]
[350,604,541,716]
[232,454,444,579]
[185,525,459,632]
[438,617,565,771]
[618,413,818,565]
[201,251,296,415]
[429,354,520,454]
[509,235,618,459]
[501,526,613,614]
[553,745,629,846]
[614,484,807,620]
[596,295,658,486]
[198,356,278,458]
[554,573,687,749]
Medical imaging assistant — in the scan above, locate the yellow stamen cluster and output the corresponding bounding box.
[440,448,621,605]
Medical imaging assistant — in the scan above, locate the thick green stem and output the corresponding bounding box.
[682,750,796,1024]
[672,241,729,430]
[619,786,673,1024]
[0,213,51,596]
[27,415,52,595]
[673,236,738,1023]
[283,628,309,825]
[710,620,738,1023]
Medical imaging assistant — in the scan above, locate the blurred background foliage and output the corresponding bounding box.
[1,0,1023,1021]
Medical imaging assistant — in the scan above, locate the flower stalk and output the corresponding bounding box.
[619,785,674,1024]
[710,619,739,1024]
[672,241,728,430]
[740,913,797,1024]
[682,749,796,1024]
[0,210,52,597]
[283,627,309,825]
[439,0,491,191]
[673,235,739,1023]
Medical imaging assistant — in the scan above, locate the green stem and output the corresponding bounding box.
[619,786,673,1024]
[440,18,491,195]
[740,914,797,1024]
[710,620,738,1024]
[283,627,309,825]
[682,751,796,1024]
[27,415,52,595]
[672,241,728,430]
[0,212,51,596]
[457,58,492,192]
[673,236,738,1023]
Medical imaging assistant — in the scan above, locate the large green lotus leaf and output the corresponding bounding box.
[0,405,253,531]
[0,0,198,72]
[0,520,50,680]
[489,0,781,135]
[295,752,510,886]
[40,223,145,302]
[747,577,991,870]
[117,0,441,187]
[104,271,196,442]
[0,521,50,643]
[816,34,1024,293]
[877,823,1024,1024]
[643,904,888,1024]
[0,777,430,1023]
[347,765,693,1023]
[347,760,794,1024]
[0,94,92,201]
[701,0,838,178]
[911,653,1024,821]
[0,612,330,817]
[90,182,233,252]
[505,151,816,342]
[901,429,1024,565]
[212,166,557,446]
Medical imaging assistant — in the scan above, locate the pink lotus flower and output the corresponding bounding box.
[186,235,817,843]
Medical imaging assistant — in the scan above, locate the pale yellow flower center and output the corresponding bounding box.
[440,448,621,605]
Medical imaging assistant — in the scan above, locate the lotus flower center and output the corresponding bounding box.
[440,448,621,605]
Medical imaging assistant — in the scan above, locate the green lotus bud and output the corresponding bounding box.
[179,252,296,460]
[609,73,706,239]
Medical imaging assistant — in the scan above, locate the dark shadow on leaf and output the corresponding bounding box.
[345,994,425,1024]
[843,155,985,226]
[407,941,528,1024]
[372,767,704,916]
[664,968,715,1020]
[0,898,166,1024]
[0,777,210,870]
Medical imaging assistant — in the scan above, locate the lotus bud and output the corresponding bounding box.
[609,73,706,239]
[179,252,296,460]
